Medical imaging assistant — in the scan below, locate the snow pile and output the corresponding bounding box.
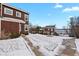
[0,37,35,56]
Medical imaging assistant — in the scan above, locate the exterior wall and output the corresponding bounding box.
[0,4,1,16]
[1,20,19,33]
[1,17,25,23]
[0,3,2,17]
[0,4,1,38]
[30,28,37,34]
[2,4,29,21]
[43,28,55,35]
[0,3,29,38]
[0,20,1,38]
[2,5,24,21]
[0,9,1,16]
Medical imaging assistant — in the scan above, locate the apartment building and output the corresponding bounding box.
[0,3,29,38]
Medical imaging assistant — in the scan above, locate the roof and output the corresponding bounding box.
[1,3,29,15]
[45,25,55,27]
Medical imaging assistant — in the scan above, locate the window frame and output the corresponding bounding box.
[16,11,21,18]
[4,7,13,15]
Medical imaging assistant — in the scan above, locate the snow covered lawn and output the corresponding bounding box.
[0,33,77,56]
[26,34,76,56]
[0,36,35,56]
[75,39,79,55]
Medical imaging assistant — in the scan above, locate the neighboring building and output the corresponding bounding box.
[0,3,29,38]
[30,28,37,34]
[29,25,37,34]
[43,25,55,35]
[29,25,55,35]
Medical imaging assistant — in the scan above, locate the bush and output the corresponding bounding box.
[53,32,59,36]
[10,32,20,39]
[20,31,29,35]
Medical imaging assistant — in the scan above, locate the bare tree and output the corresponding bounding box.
[69,16,77,37]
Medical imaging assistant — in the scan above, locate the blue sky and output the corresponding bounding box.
[9,3,79,28]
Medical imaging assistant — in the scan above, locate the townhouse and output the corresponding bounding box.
[0,3,29,38]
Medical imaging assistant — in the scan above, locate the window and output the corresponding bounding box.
[16,11,21,17]
[25,14,28,21]
[4,7,13,15]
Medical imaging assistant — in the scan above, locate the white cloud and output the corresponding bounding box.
[63,7,79,12]
[54,4,63,8]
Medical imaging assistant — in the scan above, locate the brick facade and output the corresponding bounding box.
[1,20,19,33]
[0,9,1,15]
[0,3,29,38]
[2,5,26,21]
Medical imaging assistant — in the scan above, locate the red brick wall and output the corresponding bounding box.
[2,5,28,21]
[0,9,1,15]
[1,20,19,33]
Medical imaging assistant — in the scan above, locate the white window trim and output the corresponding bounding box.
[4,7,13,15]
[16,11,21,18]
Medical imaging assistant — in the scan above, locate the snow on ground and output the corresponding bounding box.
[0,36,35,56]
[26,34,73,56]
[0,33,76,56]
[27,34,58,51]
[75,39,79,52]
